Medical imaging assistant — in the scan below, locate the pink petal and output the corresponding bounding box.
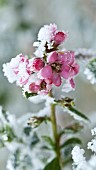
[41,65,52,79]
[58,51,74,64]
[54,31,67,45]
[33,58,44,71]
[70,78,75,88]
[29,83,40,93]
[60,65,71,79]
[52,72,61,86]
[47,51,58,63]
[72,63,79,75]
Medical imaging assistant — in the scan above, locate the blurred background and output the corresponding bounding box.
[0,0,96,169]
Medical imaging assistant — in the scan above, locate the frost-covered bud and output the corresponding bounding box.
[54,31,68,45]
[32,58,44,71]
[27,116,50,128]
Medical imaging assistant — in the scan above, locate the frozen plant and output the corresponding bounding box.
[72,127,96,170]
[2,23,89,170]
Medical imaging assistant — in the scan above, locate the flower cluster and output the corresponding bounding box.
[3,23,79,95]
[72,127,96,170]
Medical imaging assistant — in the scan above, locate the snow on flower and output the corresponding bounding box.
[3,53,31,86]
[38,23,67,44]
[38,23,57,42]
[3,23,79,97]
[34,40,46,57]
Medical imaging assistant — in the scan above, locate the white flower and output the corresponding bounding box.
[38,23,57,42]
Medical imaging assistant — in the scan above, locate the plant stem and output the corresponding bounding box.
[49,91,61,163]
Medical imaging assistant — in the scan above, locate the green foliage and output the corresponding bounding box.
[55,97,89,121]
[4,125,16,142]
[43,157,61,170]
[0,0,8,6]
[69,107,89,121]
[61,137,82,149]
[30,132,39,148]
[23,126,32,136]
[0,138,4,147]
[42,136,55,149]
[9,148,32,170]
[25,91,37,98]
[60,123,83,136]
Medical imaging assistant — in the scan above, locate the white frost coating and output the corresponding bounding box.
[72,146,86,164]
[38,23,57,42]
[84,68,96,84]
[63,108,87,122]
[75,48,96,58]
[34,40,46,57]
[62,80,74,93]
[72,127,96,170]
[87,139,96,153]
[91,127,96,136]
[3,63,18,83]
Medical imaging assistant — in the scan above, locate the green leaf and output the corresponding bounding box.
[68,107,89,121]
[60,137,82,149]
[59,123,83,137]
[25,91,37,98]
[43,157,61,170]
[23,126,31,136]
[0,139,4,148]
[42,136,54,149]
[30,132,39,148]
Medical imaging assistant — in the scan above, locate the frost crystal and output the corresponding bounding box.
[72,127,96,170]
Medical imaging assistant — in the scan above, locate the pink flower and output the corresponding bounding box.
[29,79,52,95]
[27,58,44,72]
[39,51,79,87]
[38,24,67,45]
[54,31,68,45]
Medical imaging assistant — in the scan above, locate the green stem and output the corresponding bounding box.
[49,91,61,163]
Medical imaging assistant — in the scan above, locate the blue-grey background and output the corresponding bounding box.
[0,0,96,169]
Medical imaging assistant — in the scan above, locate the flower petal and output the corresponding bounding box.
[70,78,75,88]
[52,72,61,86]
[41,65,52,79]
[47,51,58,63]
[54,31,67,45]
